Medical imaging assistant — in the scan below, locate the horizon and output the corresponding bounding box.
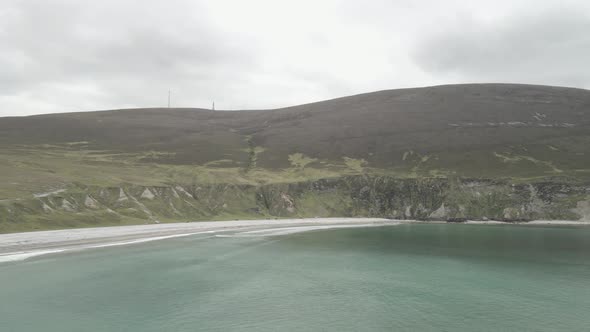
[2,82,588,118]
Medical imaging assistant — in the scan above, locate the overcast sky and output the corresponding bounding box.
[1,0,589,116]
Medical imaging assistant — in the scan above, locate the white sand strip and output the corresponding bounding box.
[0,218,392,263]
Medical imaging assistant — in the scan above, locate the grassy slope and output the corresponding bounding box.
[2,83,589,198]
[0,84,589,231]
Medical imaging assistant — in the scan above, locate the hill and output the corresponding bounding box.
[1,83,589,231]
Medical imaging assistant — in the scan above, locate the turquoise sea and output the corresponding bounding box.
[1,224,590,331]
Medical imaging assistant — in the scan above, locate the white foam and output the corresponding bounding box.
[0,249,66,263]
[0,231,216,264]
[84,231,216,249]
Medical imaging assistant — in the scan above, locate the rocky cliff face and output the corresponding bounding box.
[257,177,590,221]
[1,176,588,232]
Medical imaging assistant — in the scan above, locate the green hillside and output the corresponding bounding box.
[1,84,589,231]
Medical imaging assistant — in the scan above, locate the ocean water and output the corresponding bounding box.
[1,224,590,331]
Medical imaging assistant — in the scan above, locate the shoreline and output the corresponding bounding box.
[464,220,590,225]
[0,218,393,262]
[1,218,588,263]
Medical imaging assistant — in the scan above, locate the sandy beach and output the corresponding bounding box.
[2,218,588,263]
[0,218,394,262]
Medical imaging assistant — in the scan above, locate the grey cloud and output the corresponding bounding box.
[2,0,590,116]
[413,7,590,87]
[0,0,259,111]
[6,3,249,74]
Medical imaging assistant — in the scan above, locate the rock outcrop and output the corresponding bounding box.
[0,176,588,232]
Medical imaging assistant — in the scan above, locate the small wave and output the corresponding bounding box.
[84,231,216,249]
[0,231,216,264]
[235,223,394,237]
[0,249,66,263]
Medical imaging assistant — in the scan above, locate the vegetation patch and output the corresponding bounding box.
[288,153,317,169]
[343,157,367,173]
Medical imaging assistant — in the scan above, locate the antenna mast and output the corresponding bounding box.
[168,89,171,108]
